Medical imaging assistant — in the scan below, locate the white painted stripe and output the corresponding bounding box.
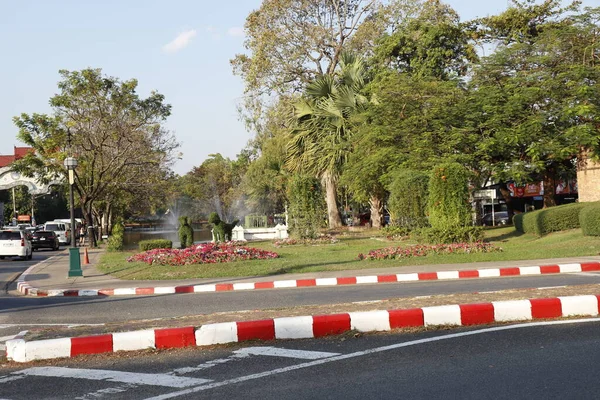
[194,284,216,292]
[478,268,500,278]
[154,287,176,294]
[79,289,99,296]
[0,335,16,341]
[437,271,459,280]
[113,288,137,296]
[233,346,340,360]
[559,263,582,273]
[396,273,419,282]
[195,322,237,345]
[143,319,600,400]
[15,367,211,388]
[5,339,25,362]
[274,316,314,339]
[232,283,255,290]
[46,290,66,297]
[559,295,599,316]
[519,266,541,275]
[422,305,462,326]
[493,300,532,321]
[273,280,297,288]
[25,338,71,362]
[113,330,155,352]
[349,311,391,332]
[315,278,338,286]
[0,374,25,383]
[356,276,378,284]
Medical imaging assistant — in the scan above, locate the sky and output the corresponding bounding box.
[1,0,596,175]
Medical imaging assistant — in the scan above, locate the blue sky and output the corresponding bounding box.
[1,0,595,175]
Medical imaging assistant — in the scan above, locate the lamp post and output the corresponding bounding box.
[64,156,83,277]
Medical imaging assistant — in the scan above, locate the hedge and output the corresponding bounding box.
[580,202,600,236]
[516,203,587,236]
[139,239,173,251]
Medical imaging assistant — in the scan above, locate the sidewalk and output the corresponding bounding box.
[14,246,600,296]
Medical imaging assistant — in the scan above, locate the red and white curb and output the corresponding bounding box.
[16,261,600,297]
[7,293,600,362]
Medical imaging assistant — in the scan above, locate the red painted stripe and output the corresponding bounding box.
[215,283,234,291]
[63,290,80,297]
[255,281,275,289]
[499,267,520,276]
[237,319,276,341]
[540,265,560,274]
[388,309,424,328]
[596,295,600,311]
[459,270,479,279]
[297,279,317,287]
[418,272,437,281]
[175,286,194,293]
[155,326,196,349]
[530,298,562,319]
[135,288,155,295]
[312,314,351,337]
[71,334,113,356]
[337,277,357,285]
[460,303,494,325]
[37,291,48,297]
[377,275,397,283]
[581,262,600,272]
[98,289,114,296]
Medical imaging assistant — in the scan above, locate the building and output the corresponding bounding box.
[0,146,33,167]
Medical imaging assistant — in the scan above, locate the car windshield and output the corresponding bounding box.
[0,231,21,240]
[45,224,62,231]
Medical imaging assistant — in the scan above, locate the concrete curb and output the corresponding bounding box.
[16,261,600,297]
[7,293,600,362]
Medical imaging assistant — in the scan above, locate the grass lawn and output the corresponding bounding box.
[97,227,600,280]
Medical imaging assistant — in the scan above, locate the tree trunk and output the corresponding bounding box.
[542,170,557,208]
[322,171,342,229]
[85,203,98,247]
[369,194,383,229]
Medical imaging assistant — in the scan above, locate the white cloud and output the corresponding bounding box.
[162,29,197,53]
[227,27,244,38]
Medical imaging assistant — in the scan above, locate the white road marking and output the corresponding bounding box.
[143,318,600,400]
[13,367,213,388]
[0,375,25,383]
[75,384,137,400]
[0,335,17,341]
[573,272,600,277]
[171,358,232,375]
[233,346,340,360]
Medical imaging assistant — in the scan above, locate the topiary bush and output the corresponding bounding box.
[580,202,600,236]
[139,239,173,251]
[388,169,429,229]
[208,212,238,242]
[520,203,586,236]
[287,174,326,239]
[178,216,194,248]
[107,219,125,251]
[513,213,524,233]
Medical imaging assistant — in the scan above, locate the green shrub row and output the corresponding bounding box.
[139,239,173,251]
[412,226,484,244]
[514,202,596,236]
[580,203,600,236]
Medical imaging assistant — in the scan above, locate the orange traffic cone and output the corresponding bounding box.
[83,247,90,265]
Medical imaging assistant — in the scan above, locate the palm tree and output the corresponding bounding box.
[286,53,368,229]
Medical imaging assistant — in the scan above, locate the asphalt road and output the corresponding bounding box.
[2,319,599,399]
[0,250,58,293]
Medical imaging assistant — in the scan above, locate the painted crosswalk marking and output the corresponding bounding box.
[14,367,212,388]
[233,346,340,360]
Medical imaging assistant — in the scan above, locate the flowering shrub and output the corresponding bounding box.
[128,242,279,266]
[273,235,339,247]
[358,242,501,260]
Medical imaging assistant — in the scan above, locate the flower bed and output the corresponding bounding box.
[127,242,279,266]
[358,242,502,260]
[273,235,339,247]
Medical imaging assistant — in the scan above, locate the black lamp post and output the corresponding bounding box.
[64,156,82,277]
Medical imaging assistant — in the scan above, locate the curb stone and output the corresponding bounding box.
[7,293,600,362]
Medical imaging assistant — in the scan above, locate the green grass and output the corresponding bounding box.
[97,227,600,280]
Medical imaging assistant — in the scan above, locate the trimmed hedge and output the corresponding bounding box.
[139,239,173,251]
[516,203,587,236]
[580,202,600,236]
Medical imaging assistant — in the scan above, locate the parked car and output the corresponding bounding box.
[482,211,511,226]
[0,229,33,260]
[30,230,60,251]
[43,221,70,245]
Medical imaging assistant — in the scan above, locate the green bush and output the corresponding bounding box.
[412,226,484,244]
[107,219,124,251]
[178,216,194,248]
[388,169,429,229]
[428,163,471,231]
[381,225,411,238]
[287,174,326,239]
[520,203,587,236]
[139,239,173,251]
[580,202,600,236]
[513,213,524,233]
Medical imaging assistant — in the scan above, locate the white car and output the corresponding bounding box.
[43,221,71,245]
[0,229,33,260]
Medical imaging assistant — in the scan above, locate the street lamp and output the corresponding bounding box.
[64,156,83,277]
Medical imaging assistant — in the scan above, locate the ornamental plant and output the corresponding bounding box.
[428,162,471,230]
[178,216,194,248]
[388,169,429,229]
[287,174,326,239]
[128,242,279,266]
[273,234,338,247]
[358,242,501,261]
[107,218,125,251]
[208,212,239,242]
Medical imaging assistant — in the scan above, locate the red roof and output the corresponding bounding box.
[14,147,32,158]
[0,155,15,168]
[0,146,33,168]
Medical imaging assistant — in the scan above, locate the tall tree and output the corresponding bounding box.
[13,69,178,245]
